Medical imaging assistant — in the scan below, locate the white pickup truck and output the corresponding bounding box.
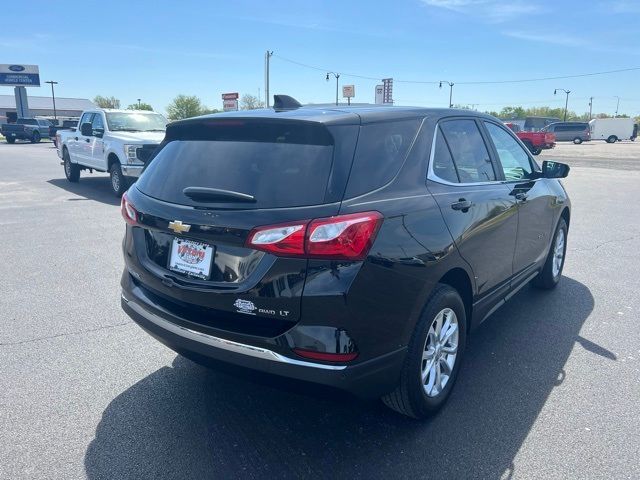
[57,109,167,196]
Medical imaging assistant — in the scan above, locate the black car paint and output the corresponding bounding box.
[121,106,570,398]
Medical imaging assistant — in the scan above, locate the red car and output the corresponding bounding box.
[505,122,555,155]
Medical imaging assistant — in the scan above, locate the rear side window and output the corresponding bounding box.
[440,120,496,182]
[344,119,421,198]
[137,121,335,209]
[431,127,459,183]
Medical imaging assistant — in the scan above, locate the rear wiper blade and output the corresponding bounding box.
[183,187,256,203]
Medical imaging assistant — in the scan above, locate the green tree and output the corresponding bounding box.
[240,94,265,110]
[93,95,121,109]
[126,102,153,111]
[166,95,207,120]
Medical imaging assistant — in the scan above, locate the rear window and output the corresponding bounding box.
[344,119,421,198]
[17,119,37,125]
[136,121,335,209]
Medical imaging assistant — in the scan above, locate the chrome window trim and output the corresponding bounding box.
[427,121,505,187]
[122,294,348,371]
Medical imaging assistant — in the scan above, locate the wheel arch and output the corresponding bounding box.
[437,268,473,331]
[560,206,570,229]
[107,152,121,170]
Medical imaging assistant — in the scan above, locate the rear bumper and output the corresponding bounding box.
[121,282,406,399]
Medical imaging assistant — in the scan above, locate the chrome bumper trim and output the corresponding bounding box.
[121,164,144,177]
[122,294,347,371]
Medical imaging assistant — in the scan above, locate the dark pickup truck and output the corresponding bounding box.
[49,119,78,147]
[2,118,53,143]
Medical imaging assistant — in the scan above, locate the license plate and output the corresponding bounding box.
[168,238,214,280]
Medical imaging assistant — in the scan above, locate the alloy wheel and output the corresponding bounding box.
[552,228,565,278]
[421,308,459,397]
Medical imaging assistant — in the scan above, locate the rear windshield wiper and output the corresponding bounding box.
[183,187,256,203]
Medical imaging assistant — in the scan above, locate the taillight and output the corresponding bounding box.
[246,221,308,256]
[120,192,138,226]
[246,211,383,260]
[293,348,358,362]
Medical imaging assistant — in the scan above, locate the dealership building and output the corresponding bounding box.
[0,95,94,124]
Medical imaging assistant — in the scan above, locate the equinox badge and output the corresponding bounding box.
[168,220,191,234]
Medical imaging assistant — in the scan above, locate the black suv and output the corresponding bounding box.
[120,102,570,418]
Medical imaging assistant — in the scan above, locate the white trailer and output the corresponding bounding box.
[588,118,636,143]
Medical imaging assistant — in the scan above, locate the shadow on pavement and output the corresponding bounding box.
[47,177,121,206]
[85,277,599,479]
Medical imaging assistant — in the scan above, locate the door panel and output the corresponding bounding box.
[481,121,556,278]
[428,119,517,299]
[429,181,518,296]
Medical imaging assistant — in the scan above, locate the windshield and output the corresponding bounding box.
[105,112,167,132]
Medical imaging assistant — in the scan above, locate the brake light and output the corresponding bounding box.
[120,192,138,226]
[246,211,383,260]
[293,348,359,362]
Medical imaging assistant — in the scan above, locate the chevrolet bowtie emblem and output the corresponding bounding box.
[168,220,191,234]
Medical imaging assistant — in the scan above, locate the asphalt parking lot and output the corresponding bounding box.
[1,140,639,479]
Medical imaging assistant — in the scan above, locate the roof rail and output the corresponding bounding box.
[273,95,302,111]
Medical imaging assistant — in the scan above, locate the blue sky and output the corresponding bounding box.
[3,0,640,116]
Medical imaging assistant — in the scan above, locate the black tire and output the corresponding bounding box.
[382,284,467,419]
[63,149,80,182]
[31,131,41,143]
[6,137,15,144]
[532,147,542,155]
[573,137,582,144]
[109,162,129,197]
[532,218,568,290]
[606,135,617,143]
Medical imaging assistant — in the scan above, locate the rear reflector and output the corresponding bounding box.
[120,192,138,226]
[293,348,358,362]
[246,211,383,260]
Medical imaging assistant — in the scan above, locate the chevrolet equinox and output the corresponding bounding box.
[120,98,571,418]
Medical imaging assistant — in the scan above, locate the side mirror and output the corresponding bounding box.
[542,160,570,178]
[80,122,93,136]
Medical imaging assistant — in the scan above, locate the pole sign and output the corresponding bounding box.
[342,85,355,98]
[222,92,239,100]
[382,78,393,105]
[375,85,384,104]
[0,64,40,87]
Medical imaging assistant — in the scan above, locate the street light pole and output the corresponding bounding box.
[137,98,141,109]
[554,88,571,121]
[265,51,273,108]
[614,96,620,117]
[326,72,340,106]
[588,97,593,120]
[439,81,454,108]
[45,81,58,121]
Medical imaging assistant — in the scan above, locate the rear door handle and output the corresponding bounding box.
[85,138,90,143]
[74,137,78,141]
[451,199,474,211]
[515,192,528,201]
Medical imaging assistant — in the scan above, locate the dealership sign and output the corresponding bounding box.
[0,64,40,86]
[222,92,239,111]
[342,85,355,98]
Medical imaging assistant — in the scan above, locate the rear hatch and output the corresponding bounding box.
[124,116,359,336]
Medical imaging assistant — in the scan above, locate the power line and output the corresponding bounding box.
[272,54,640,85]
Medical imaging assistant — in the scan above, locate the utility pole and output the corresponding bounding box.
[439,81,454,108]
[326,72,340,106]
[614,96,620,117]
[137,98,141,109]
[45,81,58,121]
[588,97,593,120]
[265,51,273,108]
[554,88,571,121]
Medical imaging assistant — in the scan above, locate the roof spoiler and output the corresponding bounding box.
[273,95,302,111]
